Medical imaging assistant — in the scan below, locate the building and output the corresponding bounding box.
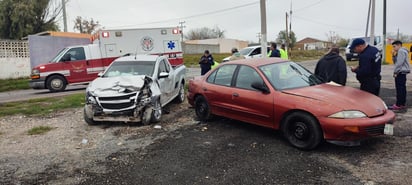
[184,38,248,54]
[295,37,332,50]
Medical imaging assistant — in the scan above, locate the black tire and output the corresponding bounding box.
[150,98,162,123]
[83,107,98,125]
[46,75,67,92]
[281,112,323,150]
[194,96,212,121]
[174,83,185,103]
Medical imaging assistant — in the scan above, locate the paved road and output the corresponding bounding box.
[1,60,411,104]
[0,85,88,103]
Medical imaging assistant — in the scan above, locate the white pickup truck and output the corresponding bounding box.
[83,55,186,125]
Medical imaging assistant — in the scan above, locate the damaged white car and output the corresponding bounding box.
[84,55,186,125]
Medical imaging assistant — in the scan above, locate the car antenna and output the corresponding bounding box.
[134,44,139,60]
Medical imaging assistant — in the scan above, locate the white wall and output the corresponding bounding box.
[185,38,248,53]
[0,58,31,79]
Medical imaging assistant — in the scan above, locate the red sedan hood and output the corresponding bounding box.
[282,83,387,117]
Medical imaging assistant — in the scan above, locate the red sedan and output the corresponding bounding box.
[187,58,395,150]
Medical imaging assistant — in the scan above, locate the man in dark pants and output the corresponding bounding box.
[389,40,410,110]
[199,50,214,75]
[350,38,382,96]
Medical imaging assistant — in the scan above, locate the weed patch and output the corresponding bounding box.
[28,126,54,135]
[0,93,85,117]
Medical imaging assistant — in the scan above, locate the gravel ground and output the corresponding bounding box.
[0,102,196,185]
[1,61,412,184]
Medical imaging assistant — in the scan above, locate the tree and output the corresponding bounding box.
[275,30,296,49]
[325,31,340,44]
[73,16,100,34]
[336,38,349,48]
[185,26,225,40]
[387,32,412,43]
[0,0,60,39]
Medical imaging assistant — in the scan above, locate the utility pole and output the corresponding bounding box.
[256,32,262,43]
[260,0,267,58]
[397,28,400,40]
[365,0,371,37]
[289,0,293,51]
[383,0,387,63]
[370,0,376,46]
[178,21,186,42]
[62,0,67,32]
[285,12,289,48]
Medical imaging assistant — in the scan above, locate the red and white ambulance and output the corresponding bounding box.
[29,27,183,92]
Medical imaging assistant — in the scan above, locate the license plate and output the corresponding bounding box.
[384,124,394,135]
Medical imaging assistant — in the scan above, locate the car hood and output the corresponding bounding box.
[282,83,387,117]
[88,75,149,96]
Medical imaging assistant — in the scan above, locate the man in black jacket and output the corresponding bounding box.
[350,38,382,96]
[199,50,214,75]
[314,47,347,85]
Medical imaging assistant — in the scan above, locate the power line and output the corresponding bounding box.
[294,15,363,32]
[113,1,260,28]
[294,0,326,13]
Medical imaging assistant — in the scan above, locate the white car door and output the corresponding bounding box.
[157,59,174,105]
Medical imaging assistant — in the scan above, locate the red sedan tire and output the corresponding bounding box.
[194,96,212,121]
[281,112,323,150]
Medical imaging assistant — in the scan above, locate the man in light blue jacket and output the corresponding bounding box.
[390,40,411,110]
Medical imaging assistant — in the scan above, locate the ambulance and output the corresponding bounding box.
[29,27,183,92]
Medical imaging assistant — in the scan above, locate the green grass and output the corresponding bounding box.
[182,50,326,67]
[289,50,326,62]
[0,93,85,117]
[0,77,31,92]
[183,53,230,67]
[27,126,54,135]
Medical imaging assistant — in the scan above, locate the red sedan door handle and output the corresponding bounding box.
[232,93,239,97]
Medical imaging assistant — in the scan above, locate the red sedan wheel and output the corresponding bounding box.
[282,112,323,150]
[195,96,212,121]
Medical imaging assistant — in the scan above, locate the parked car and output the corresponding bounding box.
[222,46,270,62]
[187,58,395,150]
[84,55,186,125]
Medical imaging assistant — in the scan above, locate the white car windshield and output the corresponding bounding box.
[239,47,254,55]
[103,61,155,77]
[259,62,322,90]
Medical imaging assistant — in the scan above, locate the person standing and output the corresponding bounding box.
[229,47,246,61]
[279,43,289,59]
[350,38,382,96]
[268,42,280,57]
[199,50,214,75]
[314,47,347,85]
[389,40,410,110]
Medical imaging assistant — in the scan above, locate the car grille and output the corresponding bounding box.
[97,93,137,110]
[364,124,385,135]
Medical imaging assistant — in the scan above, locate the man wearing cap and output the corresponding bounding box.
[350,38,382,96]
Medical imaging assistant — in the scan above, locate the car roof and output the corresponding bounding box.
[221,57,289,67]
[114,55,161,62]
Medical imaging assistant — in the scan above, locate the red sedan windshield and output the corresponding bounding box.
[258,62,323,90]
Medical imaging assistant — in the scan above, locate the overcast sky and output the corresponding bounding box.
[61,0,411,42]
